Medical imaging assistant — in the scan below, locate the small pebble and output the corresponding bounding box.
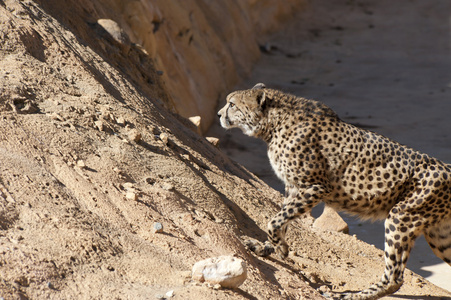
[128,129,142,142]
[189,116,202,135]
[50,112,64,121]
[206,137,219,147]
[165,290,174,298]
[94,120,104,131]
[159,133,168,145]
[116,116,126,126]
[125,192,137,201]
[161,182,174,191]
[97,19,131,53]
[123,182,134,190]
[318,285,331,293]
[153,222,163,233]
[77,160,86,169]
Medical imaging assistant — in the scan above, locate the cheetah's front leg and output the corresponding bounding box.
[247,185,326,259]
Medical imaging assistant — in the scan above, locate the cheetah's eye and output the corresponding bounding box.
[229,102,235,108]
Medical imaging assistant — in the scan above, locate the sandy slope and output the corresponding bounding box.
[0,0,450,299]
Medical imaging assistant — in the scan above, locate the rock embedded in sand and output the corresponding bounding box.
[97,19,131,54]
[165,290,174,298]
[159,132,169,145]
[123,182,134,190]
[153,222,163,233]
[128,129,142,142]
[189,116,202,135]
[191,256,247,288]
[116,116,126,126]
[206,137,219,147]
[76,160,86,169]
[94,120,104,131]
[125,192,137,201]
[313,205,349,234]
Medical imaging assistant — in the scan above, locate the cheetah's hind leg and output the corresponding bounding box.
[244,238,275,257]
[424,219,451,265]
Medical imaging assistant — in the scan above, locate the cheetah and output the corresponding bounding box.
[217,83,451,300]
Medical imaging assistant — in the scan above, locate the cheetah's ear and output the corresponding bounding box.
[252,83,266,90]
[255,89,266,109]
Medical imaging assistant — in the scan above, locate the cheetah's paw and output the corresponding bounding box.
[275,241,289,259]
[244,238,275,257]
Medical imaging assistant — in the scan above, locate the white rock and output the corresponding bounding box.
[165,290,174,298]
[161,182,174,191]
[123,182,134,190]
[49,112,64,121]
[189,116,202,135]
[153,222,163,233]
[192,256,247,289]
[77,160,86,169]
[116,116,126,126]
[125,192,137,201]
[94,120,104,131]
[159,132,169,145]
[206,137,219,147]
[97,19,131,53]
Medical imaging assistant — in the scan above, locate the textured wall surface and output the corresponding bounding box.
[107,0,306,131]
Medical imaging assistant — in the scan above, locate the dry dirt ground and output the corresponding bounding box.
[0,1,450,300]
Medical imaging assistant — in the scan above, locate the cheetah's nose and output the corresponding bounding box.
[217,112,221,118]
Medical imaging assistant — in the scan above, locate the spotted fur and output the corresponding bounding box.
[218,83,451,300]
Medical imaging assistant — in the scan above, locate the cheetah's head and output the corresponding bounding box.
[217,83,267,137]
